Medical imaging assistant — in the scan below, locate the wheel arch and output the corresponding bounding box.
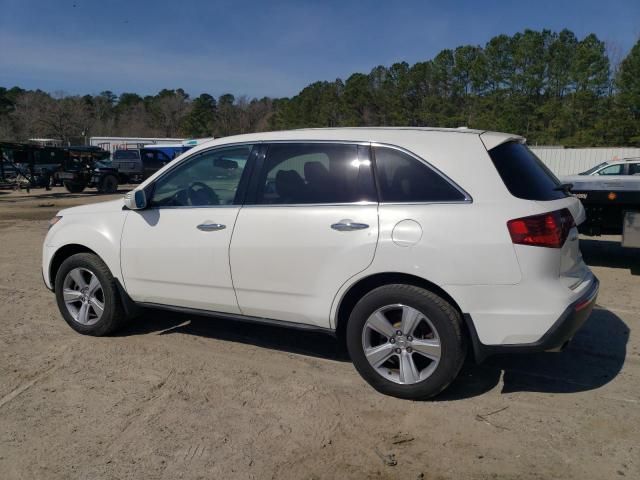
[334,272,467,341]
[49,243,140,319]
[49,244,99,286]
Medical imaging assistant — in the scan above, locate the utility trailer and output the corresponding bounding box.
[58,146,175,193]
[59,138,214,193]
[0,142,69,190]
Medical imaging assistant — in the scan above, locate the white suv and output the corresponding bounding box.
[42,128,598,399]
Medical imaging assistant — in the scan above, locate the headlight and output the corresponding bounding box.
[49,215,63,229]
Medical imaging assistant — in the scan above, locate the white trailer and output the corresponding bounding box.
[89,137,185,154]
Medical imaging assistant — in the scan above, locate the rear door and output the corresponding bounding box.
[229,142,378,328]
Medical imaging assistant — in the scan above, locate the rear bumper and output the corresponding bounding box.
[465,277,599,363]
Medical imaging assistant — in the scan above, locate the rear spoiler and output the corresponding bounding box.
[480,131,526,151]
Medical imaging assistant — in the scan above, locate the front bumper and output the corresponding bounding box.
[42,241,56,291]
[465,277,599,363]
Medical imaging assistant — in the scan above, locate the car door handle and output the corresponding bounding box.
[197,222,226,231]
[331,219,369,231]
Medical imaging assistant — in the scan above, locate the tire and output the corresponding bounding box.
[346,284,466,400]
[100,175,118,194]
[54,253,129,336]
[64,182,85,193]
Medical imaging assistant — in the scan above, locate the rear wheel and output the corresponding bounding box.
[346,284,466,399]
[64,182,85,193]
[54,253,129,336]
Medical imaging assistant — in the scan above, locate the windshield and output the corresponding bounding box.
[579,162,608,175]
[95,160,113,168]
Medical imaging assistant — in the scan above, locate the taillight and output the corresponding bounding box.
[507,209,575,248]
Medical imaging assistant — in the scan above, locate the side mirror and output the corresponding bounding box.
[214,158,239,170]
[124,189,147,210]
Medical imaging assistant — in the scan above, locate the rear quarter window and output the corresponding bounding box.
[488,142,567,201]
[374,147,467,203]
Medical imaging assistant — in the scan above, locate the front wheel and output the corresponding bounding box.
[100,174,118,194]
[346,284,466,400]
[64,182,85,193]
[54,253,129,336]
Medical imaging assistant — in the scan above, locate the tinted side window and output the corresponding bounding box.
[629,163,640,175]
[141,150,155,165]
[114,150,140,160]
[598,164,623,175]
[256,143,376,204]
[374,147,466,202]
[143,150,170,168]
[150,145,252,207]
[489,142,566,201]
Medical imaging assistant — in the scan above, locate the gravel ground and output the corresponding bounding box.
[0,186,638,480]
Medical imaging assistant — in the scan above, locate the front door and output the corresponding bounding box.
[230,142,379,327]
[121,144,255,312]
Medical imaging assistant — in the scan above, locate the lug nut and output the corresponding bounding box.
[407,336,413,341]
[395,348,401,354]
[390,338,396,344]
[407,347,413,353]
[396,330,403,336]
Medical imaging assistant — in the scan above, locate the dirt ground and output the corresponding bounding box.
[0,186,638,480]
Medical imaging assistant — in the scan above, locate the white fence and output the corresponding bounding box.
[530,147,640,176]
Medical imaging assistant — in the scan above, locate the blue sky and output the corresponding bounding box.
[1,0,638,98]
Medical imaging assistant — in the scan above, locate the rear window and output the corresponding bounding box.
[113,150,140,160]
[489,142,567,201]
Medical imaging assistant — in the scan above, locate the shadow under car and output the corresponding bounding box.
[116,304,628,400]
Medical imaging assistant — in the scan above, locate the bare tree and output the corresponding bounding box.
[11,91,51,140]
[38,92,92,144]
[89,92,117,136]
[151,90,192,137]
[0,116,13,141]
[605,39,625,96]
[115,102,159,137]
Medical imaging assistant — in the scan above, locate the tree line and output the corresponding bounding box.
[1,29,639,147]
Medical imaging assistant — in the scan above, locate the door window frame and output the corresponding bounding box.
[242,140,472,207]
[596,164,625,176]
[144,142,259,209]
[370,142,472,205]
[243,140,378,207]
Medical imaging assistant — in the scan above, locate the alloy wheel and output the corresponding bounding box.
[361,304,441,384]
[62,267,105,326]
